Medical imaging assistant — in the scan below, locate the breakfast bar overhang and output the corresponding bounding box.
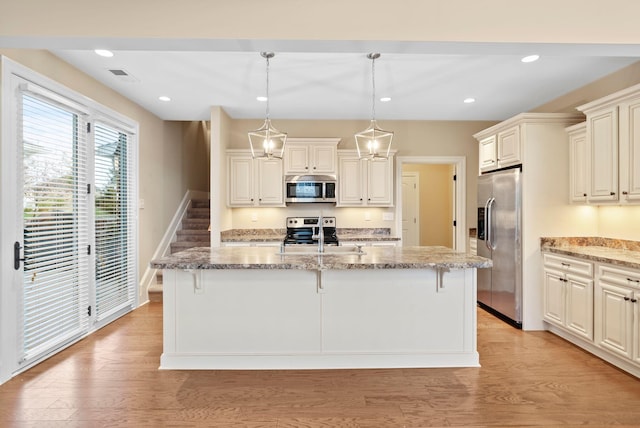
[150,246,492,370]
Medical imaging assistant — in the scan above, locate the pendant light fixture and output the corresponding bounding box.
[355,53,393,160]
[248,52,287,159]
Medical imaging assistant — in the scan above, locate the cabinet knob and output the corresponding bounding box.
[622,191,629,195]
[305,166,309,170]
[631,299,638,303]
[360,198,363,201]
[610,192,616,196]
[583,193,587,197]
[624,297,630,301]
[313,166,317,170]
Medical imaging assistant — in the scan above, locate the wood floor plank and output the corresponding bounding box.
[0,302,639,427]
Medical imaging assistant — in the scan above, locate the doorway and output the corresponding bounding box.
[396,156,466,251]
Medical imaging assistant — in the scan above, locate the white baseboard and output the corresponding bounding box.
[139,189,210,303]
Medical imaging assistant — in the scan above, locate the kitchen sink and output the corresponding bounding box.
[278,244,366,256]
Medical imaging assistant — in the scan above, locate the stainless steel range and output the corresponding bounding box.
[283,217,339,246]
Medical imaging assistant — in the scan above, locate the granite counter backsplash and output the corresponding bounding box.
[541,236,640,270]
[220,228,401,243]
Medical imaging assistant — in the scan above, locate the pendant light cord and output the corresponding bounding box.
[371,55,376,122]
[265,55,270,121]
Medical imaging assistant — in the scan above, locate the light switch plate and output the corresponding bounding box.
[251,212,258,222]
[364,211,371,221]
[383,212,394,221]
[139,199,145,209]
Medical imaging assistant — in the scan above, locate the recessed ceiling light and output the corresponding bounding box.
[463,97,476,104]
[256,96,268,102]
[380,97,391,103]
[521,54,540,63]
[158,96,171,102]
[94,49,114,58]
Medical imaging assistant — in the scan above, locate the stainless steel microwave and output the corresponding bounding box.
[285,175,337,203]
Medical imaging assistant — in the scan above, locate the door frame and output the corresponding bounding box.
[395,156,466,251]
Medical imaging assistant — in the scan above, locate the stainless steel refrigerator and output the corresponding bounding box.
[477,166,522,328]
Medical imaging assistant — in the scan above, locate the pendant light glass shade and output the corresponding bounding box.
[355,53,393,160]
[248,52,287,159]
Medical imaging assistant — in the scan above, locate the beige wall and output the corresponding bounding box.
[3,1,640,45]
[0,49,208,302]
[403,164,454,247]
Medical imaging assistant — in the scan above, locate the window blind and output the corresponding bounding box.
[20,92,90,362]
[94,122,137,321]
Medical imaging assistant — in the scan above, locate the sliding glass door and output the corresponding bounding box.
[19,91,90,366]
[9,75,138,371]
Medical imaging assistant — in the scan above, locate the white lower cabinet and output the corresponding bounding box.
[595,265,640,362]
[543,251,640,378]
[543,254,594,340]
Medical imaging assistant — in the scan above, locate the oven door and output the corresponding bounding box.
[285,181,323,203]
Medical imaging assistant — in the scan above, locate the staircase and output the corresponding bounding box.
[148,199,210,303]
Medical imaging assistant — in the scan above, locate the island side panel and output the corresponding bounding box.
[321,269,476,357]
[174,269,321,354]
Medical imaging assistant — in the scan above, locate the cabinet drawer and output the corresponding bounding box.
[543,253,593,277]
[598,264,640,289]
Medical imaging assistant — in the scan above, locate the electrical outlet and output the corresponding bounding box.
[364,211,371,221]
[383,212,394,221]
[251,213,258,222]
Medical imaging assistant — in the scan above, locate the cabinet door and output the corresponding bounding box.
[619,98,640,202]
[497,126,521,168]
[367,158,393,206]
[228,155,255,206]
[634,290,640,365]
[569,127,589,203]
[256,158,283,205]
[565,274,594,340]
[284,145,310,174]
[338,157,364,206]
[596,281,633,359]
[311,145,337,174]
[479,135,497,172]
[543,269,566,327]
[588,107,619,202]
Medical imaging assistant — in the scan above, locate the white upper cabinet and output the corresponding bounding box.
[619,97,640,202]
[475,113,582,175]
[283,138,340,175]
[477,126,521,173]
[496,125,522,168]
[478,135,497,172]
[567,122,588,203]
[337,151,394,207]
[577,83,640,204]
[227,151,284,207]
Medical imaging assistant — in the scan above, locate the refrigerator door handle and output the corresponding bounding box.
[486,197,496,250]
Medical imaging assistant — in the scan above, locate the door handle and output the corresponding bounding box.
[14,241,26,270]
[485,197,496,250]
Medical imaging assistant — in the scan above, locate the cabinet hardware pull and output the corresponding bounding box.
[627,278,640,283]
[631,299,638,303]
[624,297,630,301]
[561,262,570,267]
[610,192,616,196]
[622,191,628,195]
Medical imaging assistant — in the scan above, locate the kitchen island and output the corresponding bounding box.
[150,246,491,370]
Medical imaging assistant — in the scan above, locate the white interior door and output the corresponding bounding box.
[17,87,91,367]
[402,172,420,246]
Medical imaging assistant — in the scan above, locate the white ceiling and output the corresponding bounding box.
[48,42,640,122]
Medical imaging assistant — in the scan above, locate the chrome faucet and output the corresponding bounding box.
[313,215,325,253]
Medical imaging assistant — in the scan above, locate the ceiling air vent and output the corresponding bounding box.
[109,69,129,76]
[107,68,139,83]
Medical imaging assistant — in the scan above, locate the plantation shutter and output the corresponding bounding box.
[20,90,90,363]
[94,121,137,321]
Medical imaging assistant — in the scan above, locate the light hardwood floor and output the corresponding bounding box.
[1,302,639,427]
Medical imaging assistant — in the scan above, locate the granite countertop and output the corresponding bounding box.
[541,237,640,270]
[220,228,401,243]
[150,246,492,271]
